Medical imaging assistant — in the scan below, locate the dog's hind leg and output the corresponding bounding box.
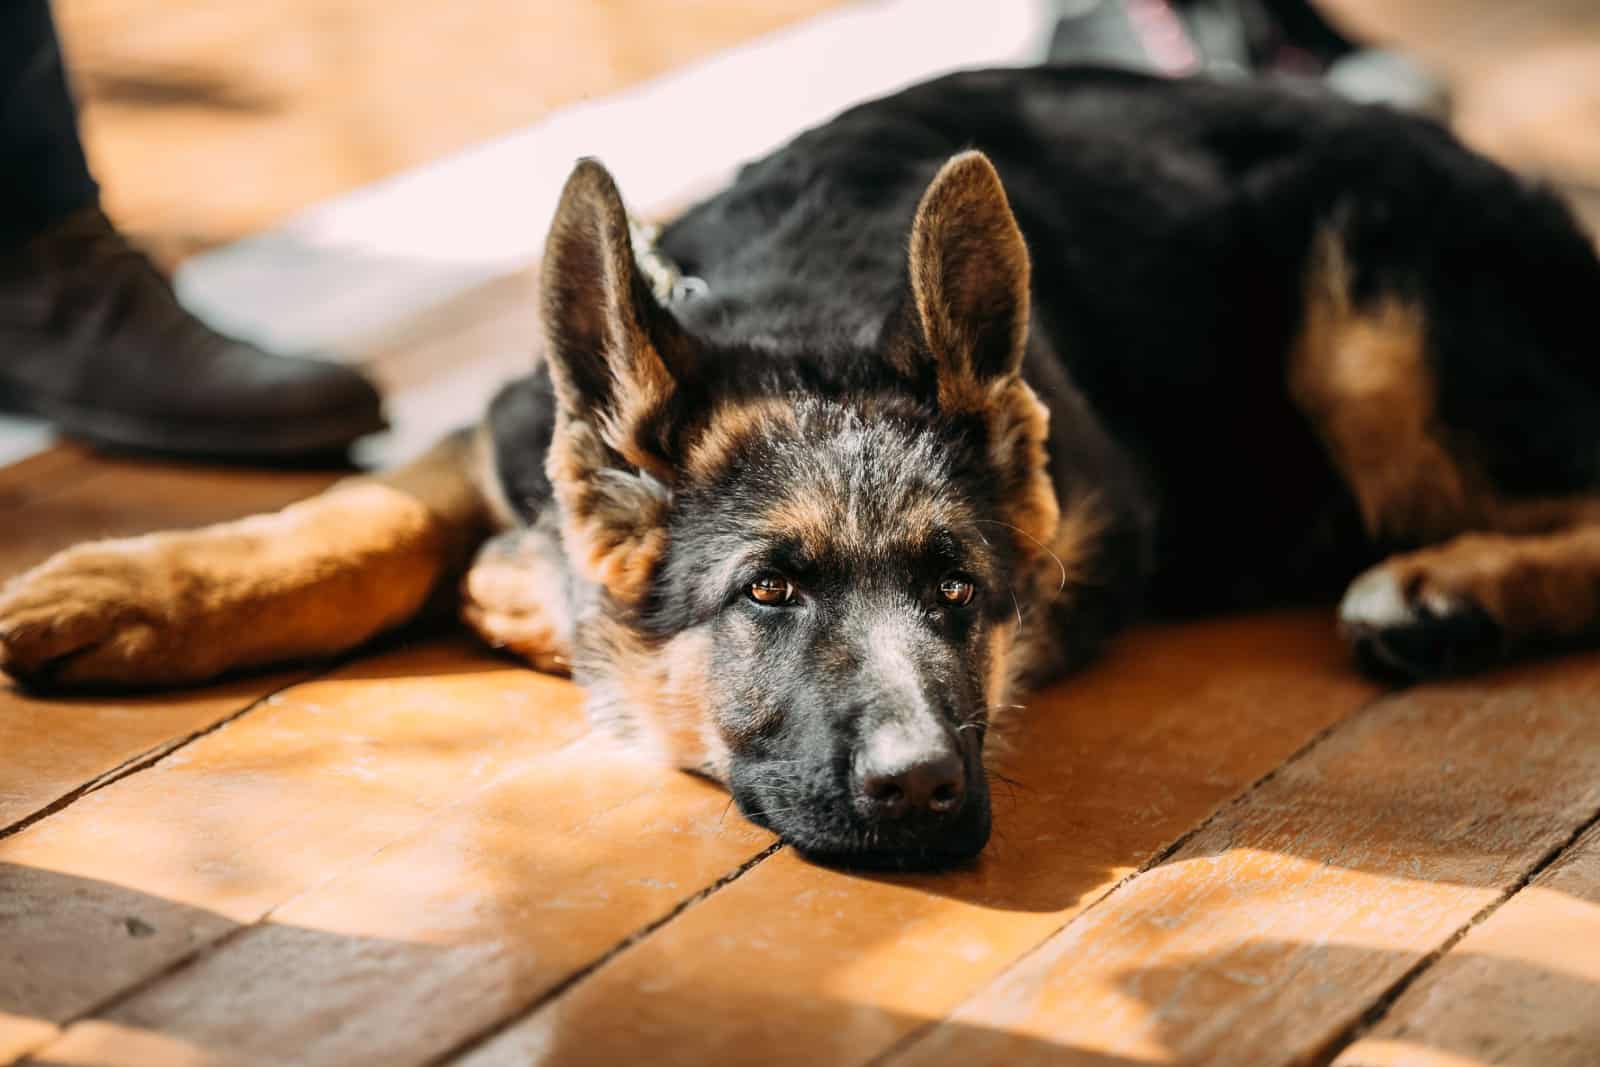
[459,515,576,676]
[1288,215,1600,678]
[0,430,489,689]
[1340,512,1600,679]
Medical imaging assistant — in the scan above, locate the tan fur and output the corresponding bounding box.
[1477,496,1600,537]
[1289,228,1482,542]
[906,151,1032,412]
[906,152,1064,578]
[996,491,1113,690]
[1365,525,1600,643]
[761,481,976,564]
[545,417,672,607]
[761,494,840,560]
[540,161,690,607]
[0,433,487,687]
[1047,491,1111,596]
[459,519,575,675]
[1293,227,1600,652]
[988,379,1064,569]
[589,623,732,779]
[683,398,800,482]
[984,623,1016,722]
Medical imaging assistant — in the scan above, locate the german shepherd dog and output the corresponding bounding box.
[6,68,1600,869]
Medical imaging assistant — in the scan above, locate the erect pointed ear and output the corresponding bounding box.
[540,159,695,603]
[902,152,1062,577]
[541,157,694,477]
[905,150,1032,411]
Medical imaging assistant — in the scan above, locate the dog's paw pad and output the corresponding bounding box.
[1339,564,1503,680]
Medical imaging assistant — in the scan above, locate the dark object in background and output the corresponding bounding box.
[0,207,386,459]
[1047,0,1446,114]
[0,0,384,460]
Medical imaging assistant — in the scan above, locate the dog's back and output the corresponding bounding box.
[645,66,1600,614]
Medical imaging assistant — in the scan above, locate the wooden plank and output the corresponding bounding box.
[438,613,1380,1067]
[0,639,587,1062]
[0,242,562,823]
[0,262,543,835]
[0,669,309,833]
[1332,818,1600,1067]
[34,744,773,1067]
[880,653,1600,1067]
[1,455,345,839]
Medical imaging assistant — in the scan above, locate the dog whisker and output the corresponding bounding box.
[976,519,1069,593]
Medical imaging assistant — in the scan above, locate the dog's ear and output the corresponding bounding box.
[898,152,1061,575]
[540,159,695,603]
[903,150,1031,411]
[541,157,694,473]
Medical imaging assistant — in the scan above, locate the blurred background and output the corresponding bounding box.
[10,0,1600,465]
[55,0,839,264]
[55,0,1600,260]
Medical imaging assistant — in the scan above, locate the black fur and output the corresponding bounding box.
[492,66,1600,867]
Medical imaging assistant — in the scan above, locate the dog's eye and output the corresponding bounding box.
[937,574,977,607]
[748,574,798,606]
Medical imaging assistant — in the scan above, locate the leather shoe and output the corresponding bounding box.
[0,207,385,459]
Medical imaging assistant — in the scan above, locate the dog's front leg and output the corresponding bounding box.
[0,431,487,689]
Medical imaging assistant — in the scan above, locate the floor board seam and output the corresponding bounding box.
[20,682,614,1063]
[0,670,320,842]
[1304,794,1600,1067]
[427,839,788,1066]
[237,731,638,937]
[865,681,1396,1066]
[31,921,264,1062]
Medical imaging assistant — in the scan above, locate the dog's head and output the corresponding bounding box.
[538,153,1095,869]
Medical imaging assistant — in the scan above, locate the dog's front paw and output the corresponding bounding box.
[1338,557,1504,680]
[0,539,189,689]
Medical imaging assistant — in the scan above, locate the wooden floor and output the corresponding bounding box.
[8,2,1600,1065]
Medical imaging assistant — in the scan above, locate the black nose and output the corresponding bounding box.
[853,729,966,820]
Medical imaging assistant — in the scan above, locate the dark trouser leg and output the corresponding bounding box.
[0,0,98,248]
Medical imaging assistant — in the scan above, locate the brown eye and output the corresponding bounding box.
[938,574,976,607]
[748,574,797,606]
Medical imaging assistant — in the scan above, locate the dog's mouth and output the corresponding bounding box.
[782,807,993,872]
[732,755,993,872]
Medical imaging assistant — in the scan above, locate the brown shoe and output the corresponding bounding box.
[0,207,385,459]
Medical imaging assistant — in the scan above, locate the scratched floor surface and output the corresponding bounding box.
[5,2,1600,1064]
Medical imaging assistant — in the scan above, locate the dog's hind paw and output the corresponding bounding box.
[1338,557,1504,681]
[459,528,574,676]
[0,538,192,689]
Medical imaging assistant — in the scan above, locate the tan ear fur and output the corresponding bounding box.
[908,151,1061,569]
[540,158,692,604]
[907,150,1033,412]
